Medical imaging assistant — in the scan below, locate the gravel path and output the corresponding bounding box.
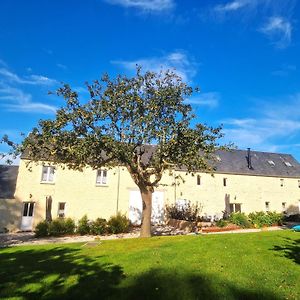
[0,225,289,248]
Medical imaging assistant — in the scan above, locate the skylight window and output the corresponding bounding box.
[215,155,221,162]
[268,160,275,166]
[284,161,292,167]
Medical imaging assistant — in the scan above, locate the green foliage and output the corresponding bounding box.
[107,213,130,234]
[90,218,107,235]
[3,68,228,237]
[48,219,67,236]
[35,220,49,237]
[249,211,283,228]
[229,212,251,228]
[215,219,227,228]
[77,215,90,235]
[64,218,76,235]
[166,201,202,222]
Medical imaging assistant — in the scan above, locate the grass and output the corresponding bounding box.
[0,230,299,300]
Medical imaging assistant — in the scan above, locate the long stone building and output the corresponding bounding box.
[1,148,300,232]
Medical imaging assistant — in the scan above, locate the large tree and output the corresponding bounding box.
[3,68,225,237]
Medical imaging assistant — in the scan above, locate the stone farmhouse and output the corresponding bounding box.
[1,148,300,232]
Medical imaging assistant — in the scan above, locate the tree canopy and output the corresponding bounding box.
[2,68,227,237]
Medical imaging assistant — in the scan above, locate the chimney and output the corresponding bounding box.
[247,148,253,169]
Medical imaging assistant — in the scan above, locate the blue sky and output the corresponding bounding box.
[0,0,300,162]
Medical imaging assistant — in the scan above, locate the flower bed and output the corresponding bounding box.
[201,224,240,233]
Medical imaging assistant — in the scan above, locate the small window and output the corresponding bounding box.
[41,166,55,183]
[280,179,284,187]
[268,160,275,166]
[96,169,108,185]
[197,175,201,186]
[223,178,227,187]
[265,201,270,212]
[23,202,35,217]
[298,180,300,188]
[282,202,286,212]
[284,161,292,167]
[58,202,66,218]
[229,203,242,213]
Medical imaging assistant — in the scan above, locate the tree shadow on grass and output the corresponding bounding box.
[0,246,281,300]
[123,268,280,300]
[0,246,124,299]
[272,237,300,265]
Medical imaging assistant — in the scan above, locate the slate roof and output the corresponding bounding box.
[211,149,300,178]
[0,165,19,198]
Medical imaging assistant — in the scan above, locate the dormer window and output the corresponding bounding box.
[284,161,292,167]
[268,160,275,166]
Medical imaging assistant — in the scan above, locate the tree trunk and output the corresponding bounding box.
[140,189,152,237]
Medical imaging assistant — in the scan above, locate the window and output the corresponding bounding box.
[298,180,300,188]
[282,202,286,212]
[197,175,201,186]
[268,160,275,166]
[280,179,284,187]
[265,201,270,212]
[284,161,292,167]
[23,202,35,217]
[96,169,108,185]
[223,178,227,187]
[41,166,55,183]
[229,203,241,213]
[58,202,66,218]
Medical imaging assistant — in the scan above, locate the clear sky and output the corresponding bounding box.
[0,0,300,162]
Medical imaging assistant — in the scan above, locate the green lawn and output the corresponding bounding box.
[0,231,299,300]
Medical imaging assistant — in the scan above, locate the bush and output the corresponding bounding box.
[107,213,130,234]
[35,220,49,237]
[249,211,282,228]
[64,218,76,235]
[49,219,67,236]
[267,211,283,225]
[215,219,227,228]
[90,218,107,235]
[166,201,202,222]
[229,212,251,228]
[77,215,90,235]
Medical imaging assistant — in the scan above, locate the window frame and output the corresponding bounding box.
[229,203,242,213]
[57,202,66,218]
[96,169,108,186]
[265,201,270,212]
[41,166,56,183]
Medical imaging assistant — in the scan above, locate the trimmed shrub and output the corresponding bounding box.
[35,220,49,237]
[249,211,282,228]
[77,215,90,235]
[90,218,107,235]
[267,211,283,225]
[166,201,202,222]
[229,212,251,228]
[48,218,67,236]
[64,218,76,235]
[107,213,130,234]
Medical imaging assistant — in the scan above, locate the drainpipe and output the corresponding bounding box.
[116,166,120,214]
